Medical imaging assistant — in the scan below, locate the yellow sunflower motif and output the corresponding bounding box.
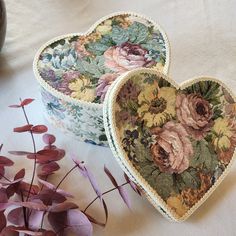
[137,85,176,127]
[166,194,189,217]
[212,118,234,151]
[211,117,236,164]
[68,76,95,102]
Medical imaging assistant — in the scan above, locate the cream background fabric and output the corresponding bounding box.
[0,0,236,235]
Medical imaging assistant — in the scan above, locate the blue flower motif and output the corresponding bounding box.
[41,89,66,119]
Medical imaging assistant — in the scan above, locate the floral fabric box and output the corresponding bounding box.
[103,68,236,221]
[33,12,170,146]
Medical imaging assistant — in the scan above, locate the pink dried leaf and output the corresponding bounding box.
[0,166,5,180]
[43,134,56,145]
[72,157,102,199]
[0,202,15,211]
[0,156,14,166]
[0,211,6,231]
[84,213,105,227]
[38,178,56,190]
[66,209,93,236]
[7,207,24,226]
[84,167,102,199]
[56,189,74,198]
[42,146,65,162]
[73,158,87,177]
[27,153,37,160]
[18,182,40,197]
[35,149,62,163]
[102,199,108,226]
[2,171,25,197]
[6,184,15,198]
[0,178,23,186]
[124,173,142,195]
[104,166,118,187]
[30,189,66,205]
[37,162,60,177]
[20,98,35,106]
[14,169,25,181]
[9,104,21,108]
[48,209,93,236]
[31,125,48,134]
[48,202,78,213]
[38,178,73,198]
[48,211,67,234]
[20,200,48,211]
[51,148,65,161]
[29,210,44,230]
[1,226,19,236]
[13,124,33,133]
[0,201,47,211]
[20,202,47,211]
[27,150,60,163]
[0,188,8,203]
[9,151,32,156]
[14,229,43,236]
[118,185,131,209]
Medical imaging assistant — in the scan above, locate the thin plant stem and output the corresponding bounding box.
[55,165,77,189]
[20,103,37,202]
[0,173,11,182]
[40,165,78,230]
[20,101,38,227]
[20,191,28,228]
[83,182,129,213]
[39,175,48,192]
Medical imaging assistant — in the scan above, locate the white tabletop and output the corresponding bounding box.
[1,1,236,235]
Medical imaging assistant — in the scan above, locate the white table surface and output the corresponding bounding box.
[1,1,236,235]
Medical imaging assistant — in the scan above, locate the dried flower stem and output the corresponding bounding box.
[40,165,78,229]
[0,173,11,182]
[55,165,77,189]
[83,181,129,213]
[20,102,38,227]
[20,104,37,202]
[20,191,28,227]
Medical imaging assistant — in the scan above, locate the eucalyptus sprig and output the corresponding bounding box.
[0,98,141,235]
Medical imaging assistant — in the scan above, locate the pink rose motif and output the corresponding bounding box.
[151,121,193,174]
[176,93,214,140]
[104,42,155,73]
[96,73,118,101]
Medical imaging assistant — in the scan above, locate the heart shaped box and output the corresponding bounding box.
[103,68,236,221]
[33,12,170,146]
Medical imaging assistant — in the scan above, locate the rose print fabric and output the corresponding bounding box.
[37,14,168,103]
[114,72,236,217]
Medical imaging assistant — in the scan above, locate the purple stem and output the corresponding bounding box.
[0,173,11,182]
[20,101,38,228]
[40,165,78,229]
[20,103,37,202]
[83,181,129,213]
[55,165,77,189]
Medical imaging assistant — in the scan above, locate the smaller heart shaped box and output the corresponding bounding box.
[103,68,236,221]
[33,12,170,146]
